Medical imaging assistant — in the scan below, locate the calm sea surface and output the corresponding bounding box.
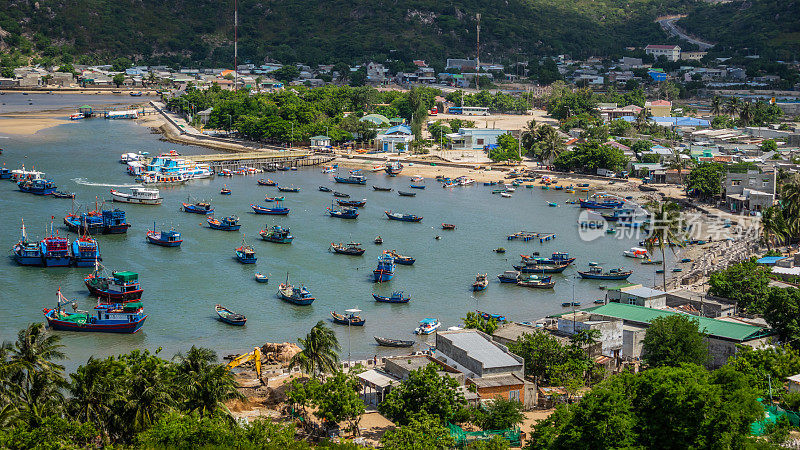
[0,96,660,370]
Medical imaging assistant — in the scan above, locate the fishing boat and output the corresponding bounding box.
[0,167,11,179]
[383,249,415,265]
[385,210,422,222]
[680,258,692,263]
[260,225,293,243]
[442,223,456,230]
[319,186,332,192]
[409,184,426,190]
[264,196,285,202]
[548,202,558,207]
[414,318,440,335]
[64,209,131,234]
[497,270,521,283]
[18,179,57,195]
[235,239,257,264]
[494,248,506,254]
[331,311,365,326]
[69,113,85,120]
[478,311,507,322]
[513,262,570,274]
[52,191,75,199]
[577,266,633,280]
[561,302,581,307]
[215,305,246,326]
[472,274,489,291]
[130,91,143,97]
[623,247,649,258]
[334,174,367,185]
[251,203,290,215]
[655,269,665,274]
[254,272,269,283]
[672,268,683,272]
[374,336,414,347]
[110,187,163,205]
[373,253,395,282]
[500,192,512,198]
[40,234,71,267]
[277,275,315,305]
[327,204,359,219]
[330,242,365,255]
[385,161,403,176]
[517,278,556,288]
[374,236,383,245]
[398,191,416,197]
[521,252,576,266]
[580,199,624,209]
[257,179,275,186]
[206,215,240,231]
[12,221,43,266]
[337,198,366,207]
[373,186,392,192]
[372,291,411,303]
[182,197,214,214]
[44,290,146,333]
[277,185,300,192]
[85,268,143,301]
[220,187,232,195]
[333,191,350,198]
[146,223,182,247]
[71,235,101,267]
[641,259,663,265]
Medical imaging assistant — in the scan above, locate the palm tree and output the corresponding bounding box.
[760,206,788,251]
[781,178,800,238]
[634,108,651,130]
[710,96,723,116]
[643,201,686,290]
[520,119,537,154]
[8,323,65,376]
[69,357,119,436]
[668,148,689,186]
[725,97,741,118]
[739,101,754,127]
[290,320,341,379]
[175,346,242,417]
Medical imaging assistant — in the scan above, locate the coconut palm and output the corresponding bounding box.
[668,148,690,186]
[290,320,341,378]
[710,96,723,116]
[68,357,121,436]
[8,323,65,376]
[175,346,242,417]
[739,101,754,127]
[760,206,788,251]
[781,178,800,238]
[643,201,686,290]
[520,119,537,154]
[725,97,741,118]
[535,125,565,164]
[634,108,651,130]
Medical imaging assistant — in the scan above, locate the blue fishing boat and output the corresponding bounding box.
[260,225,293,243]
[277,274,315,305]
[579,199,624,209]
[334,174,367,185]
[577,266,633,280]
[409,184,426,189]
[85,268,143,302]
[64,209,131,234]
[414,318,440,335]
[384,250,415,265]
[497,270,521,283]
[477,311,506,322]
[385,161,403,176]
[0,167,10,179]
[373,253,395,282]
[522,252,576,266]
[472,274,489,291]
[319,186,332,192]
[146,225,183,247]
[18,179,57,195]
[251,203,291,215]
[277,185,300,192]
[235,239,257,264]
[385,210,423,222]
[513,263,570,274]
[40,234,71,267]
[12,220,43,266]
[44,290,146,333]
[215,305,247,326]
[220,186,232,195]
[71,235,101,267]
[254,272,269,283]
[327,204,359,219]
[331,311,365,326]
[373,291,411,303]
[207,215,241,231]
[182,197,214,214]
[337,198,366,207]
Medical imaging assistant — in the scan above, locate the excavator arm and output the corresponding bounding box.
[226,347,262,378]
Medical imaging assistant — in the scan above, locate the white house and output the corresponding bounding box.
[447,128,508,151]
[645,45,681,62]
[310,135,331,150]
[376,125,413,153]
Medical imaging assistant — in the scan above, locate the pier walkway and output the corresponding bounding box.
[184,151,335,171]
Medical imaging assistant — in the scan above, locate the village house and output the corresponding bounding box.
[447,128,509,151]
[645,45,681,62]
[645,100,672,117]
[724,170,776,213]
[606,284,668,308]
[375,124,413,152]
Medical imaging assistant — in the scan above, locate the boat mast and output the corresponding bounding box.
[233,0,238,92]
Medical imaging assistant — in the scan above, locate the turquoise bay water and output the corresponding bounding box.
[0,114,655,369]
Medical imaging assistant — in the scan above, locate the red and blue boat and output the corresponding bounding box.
[522,252,576,266]
[182,197,214,214]
[385,161,403,176]
[327,204,359,219]
[146,224,183,247]
[331,311,365,326]
[208,215,241,231]
[384,249,415,265]
[373,253,395,282]
[579,199,624,209]
[277,274,315,305]
[373,290,410,303]
[251,203,290,215]
[64,209,130,234]
[235,239,257,264]
[260,225,293,243]
[18,178,57,195]
[84,268,143,302]
[40,234,71,267]
[385,210,422,222]
[44,290,146,333]
[71,235,101,267]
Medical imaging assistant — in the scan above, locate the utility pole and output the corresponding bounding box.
[234,0,238,92]
[476,13,481,91]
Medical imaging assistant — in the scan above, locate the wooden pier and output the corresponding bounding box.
[183,150,335,171]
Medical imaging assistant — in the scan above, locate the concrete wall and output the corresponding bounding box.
[622,327,647,360]
[476,382,525,404]
[608,291,667,308]
[556,318,623,356]
[435,331,524,378]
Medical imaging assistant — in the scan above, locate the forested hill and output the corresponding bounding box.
[0,0,681,66]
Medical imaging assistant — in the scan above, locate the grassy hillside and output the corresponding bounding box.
[0,0,683,66]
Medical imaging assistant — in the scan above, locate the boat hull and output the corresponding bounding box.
[372,293,410,303]
[84,278,143,301]
[146,236,183,247]
[251,205,290,215]
[577,271,633,280]
[373,270,394,282]
[110,193,163,205]
[182,204,214,214]
[45,311,146,333]
[42,255,72,267]
[374,336,414,347]
[277,292,315,306]
[513,264,569,274]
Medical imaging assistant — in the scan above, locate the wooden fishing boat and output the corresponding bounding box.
[385,210,422,222]
[146,226,183,247]
[641,259,663,265]
[398,191,416,197]
[215,304,247,326]
[277,274,314,305]
[330,242,365,255]
[254,272,269,283]
[373,291,410,303]
[477,310,506,322]
[384,249,415,265]
[277,185,300,193]
[52,191,75,199]
[182,197,213,214]
[251,203,290,215]
[208,215,241,231]
[373,186,392,192]
[45,290,146,333]
[513,263,570,274]
[494,247,506,254]
[18,179,57,195]
[333,191,350,198]
[409,184,426,189]
[264,196,285,202]
[374,336,414,348]
[260,225,293,243]
[522,252,576,266]
[319,186,332,192]
[374,236,383,245]
[262,179,277,186]
[385,161,403,176]
[517,278,556,288]
[373,253,395,282]
[577,266,633,280]
[337,198,366,207]
[497,270,522,283]
[672,268,683,272]
[441,223,456,230]
[84,268,143,301]
[235,239,257,264]
[331,311,365,326]
[334,174,367,185]
[472,273,489,291]
[220,187,232,195]
[547,202,558,207]
[561,302,581,307]
[71,235,101,267]
[327,205,359,219]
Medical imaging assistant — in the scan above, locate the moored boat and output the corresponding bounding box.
[414,318,440,335]
[374,336,414,347]
[110,187,163,205]
[277,274,315,305]
[373,186,392,192]
[146,225,183,247]
[260,225,293,243]
[257,179,275,186]
[409,184,426,189]
[235,239,257,264]
[251,203,290,215]
[385,210,422,222]
[207,215,241,231]
[372,291,410,303]
[374,236,383,245]
[577,266,633,280]
[330,242,365,255]
[623,247,649,259]
[18,178,57,195]
[319,186,332,192]
[385,161,403,176]
[513,262,570,274]
[220,186,232,195]
[517,278,556,288]
[337,198,366,207]
[332,191,350,198]
[215,305,247,325]
[85,268,143,301]
[71,235,101,267]
[182,197,214,214]
[497,270,521,283]
[398,191,416,197]
[254,272,269,283]
[334,174,367,185]
[373,253,395,282]
[442,223,456,230]
[12,220,43,266]
[472,274,489,291]
[383,249,415,265]
[52,191,75,199]
[331,311,365,326]
[64,209,131,234]
[477,311,507,322]
[278,185,300,192]
[44,290,146,333]
[327,205,359,218]
[264,196,285,202]
[40,234,71,267]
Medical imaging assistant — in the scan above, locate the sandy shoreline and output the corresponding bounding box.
[0,109,73,135]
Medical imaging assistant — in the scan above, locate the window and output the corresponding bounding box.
[731,180,741,186]
[477,139,484,145]
[628,298,637,305]
[509,390,520,401]
[749,179,755,186]
[763,181,769,188]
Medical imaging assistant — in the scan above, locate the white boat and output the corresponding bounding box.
[10,168,45,182]
[110,187,163,205]
[126,161,145,176]
[623,247,649,258]
[500,192,512,198]
[415,318,441,335]
[138,172,189,185]
[120,152,144,163]
[69,113,84,120]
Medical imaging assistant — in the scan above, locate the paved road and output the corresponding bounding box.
[658,17,714,50]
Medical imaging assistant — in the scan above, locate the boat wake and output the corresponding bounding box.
[72,178,139,188]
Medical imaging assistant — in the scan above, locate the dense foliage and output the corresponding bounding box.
[553,142,629,173]
[378,363,466,425]
[506,330,601,391]
[686,162,725,200]
[708,258,773,313]
[641,315,709,367]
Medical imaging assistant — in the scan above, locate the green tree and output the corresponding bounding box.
[763,288,800,346]
[290,320,341,379]
[761,139,778,153]
[643,200,685,289]
[489,134,522,162]
[349,67,367,87]
[710,96,723,116]
[174,346,242,417]
[761,206,788,251]
[0,416,99,450]
[642,315,709,367]
[462,312,500,335]
[506,331,578,386]
[480,396,524,430]
[271,65,300,83]
[380,414,455,450]
[726,345,800,397]
[708,258,773,312]
[112,73,126,88]
[313,372,365,435]
[111,57,132,72]
[378,364,466,425]
[467,435,511,449]
[686,162,724,200]
[553,142,628,173]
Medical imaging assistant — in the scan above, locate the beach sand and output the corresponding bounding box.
[0,110,71,135]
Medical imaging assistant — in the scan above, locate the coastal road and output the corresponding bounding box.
[658,17,715,50]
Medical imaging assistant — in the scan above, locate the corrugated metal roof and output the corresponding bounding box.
[439,330,521,369]
[621,286,667,298]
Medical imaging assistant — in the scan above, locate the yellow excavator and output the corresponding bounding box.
[226,346,262,379]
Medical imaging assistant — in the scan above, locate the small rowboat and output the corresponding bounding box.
[251,204,290,215]
[264,196,285,202]
[398,191,416,197]
[254,272,269,283]
[331,311,365,326]
[337,198,366,207]
[561,302,581,307]
[500,192,512,198]
[277,186,300,193]
[215,305,246,326]
[319,186,332,192]
[374,236,383,245]
[442,223,456,230]
[472,274,489,291]
[373,291,411,303]
[220,187,231,195]
[257,179,274,186]
[52,191,75,199]
[333,191,350,198]
[374,336,415,348]
[517,279,556,288]
[409,184,426,189]
[373,186,392,192]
